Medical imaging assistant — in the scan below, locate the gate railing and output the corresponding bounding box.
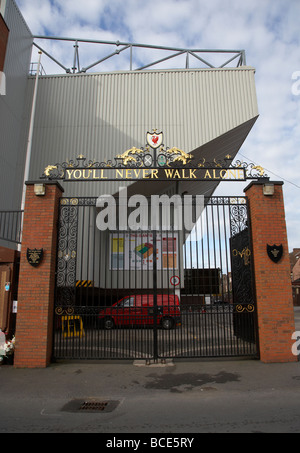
[53,195,258,360]
[53,304,257,360]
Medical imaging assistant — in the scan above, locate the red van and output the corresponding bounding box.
[99,294,181,330]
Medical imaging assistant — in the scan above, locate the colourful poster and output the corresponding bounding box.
[110,233,178,270]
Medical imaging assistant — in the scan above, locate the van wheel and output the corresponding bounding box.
[104,317,114,330]
[161,317,174,330]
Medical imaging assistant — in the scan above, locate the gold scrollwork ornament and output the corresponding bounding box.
[55,306,75,316]
[232,247,251,266]
[236,304,254,313]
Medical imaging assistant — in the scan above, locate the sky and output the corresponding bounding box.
[15,0,300,252]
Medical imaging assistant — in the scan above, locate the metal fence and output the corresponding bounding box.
[53,196,258,360]
[53,305,257,360]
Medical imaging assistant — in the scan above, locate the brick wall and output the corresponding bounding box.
[245,181,296,362]
[14,182,63,368]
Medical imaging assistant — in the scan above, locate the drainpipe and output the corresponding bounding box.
[19,51,43,251]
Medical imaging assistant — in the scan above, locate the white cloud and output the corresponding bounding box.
[15,0,300,250]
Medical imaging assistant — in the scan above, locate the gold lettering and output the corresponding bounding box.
[164,169,174,178]
[92,169,100,179]
[220,169,228,179]
[181,169,188,179]
[213,169,220,179]
[204,170,212,179]
[238,169,244,180]
[73,170,82,179]
[134,169,141,178]
[66,169,74,180]
[116,169,124,179]
[173,170,181,178]
[100,169,107,179]
[126,169,132,179]
[151,169,159,179]
[228,170,237,179]
[82,169,92,179]
[189,169,197,179]
[143,169,151,178]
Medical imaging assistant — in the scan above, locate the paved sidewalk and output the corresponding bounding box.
[0,357,300,433]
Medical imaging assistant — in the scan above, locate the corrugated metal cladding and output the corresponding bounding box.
[0,0,33,211]
[24,67,258,197]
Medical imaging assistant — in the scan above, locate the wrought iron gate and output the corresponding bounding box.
[53,195,258,360]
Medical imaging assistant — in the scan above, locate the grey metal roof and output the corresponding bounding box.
[22,66,258,198]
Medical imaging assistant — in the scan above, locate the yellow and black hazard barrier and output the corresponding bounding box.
[62,316,85,338]
[76,280,93,288]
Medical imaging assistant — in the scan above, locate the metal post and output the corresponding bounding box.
[73,40,79,73]
[242,50,246,66]
[153,229,158,360]
[186,51,189,69]
[19,51,42,251]
[152,145,158,360]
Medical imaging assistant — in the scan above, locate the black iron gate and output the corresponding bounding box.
[53,195,258,360]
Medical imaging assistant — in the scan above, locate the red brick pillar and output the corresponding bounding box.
[14,181,64,368]
[245,181,296,363]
